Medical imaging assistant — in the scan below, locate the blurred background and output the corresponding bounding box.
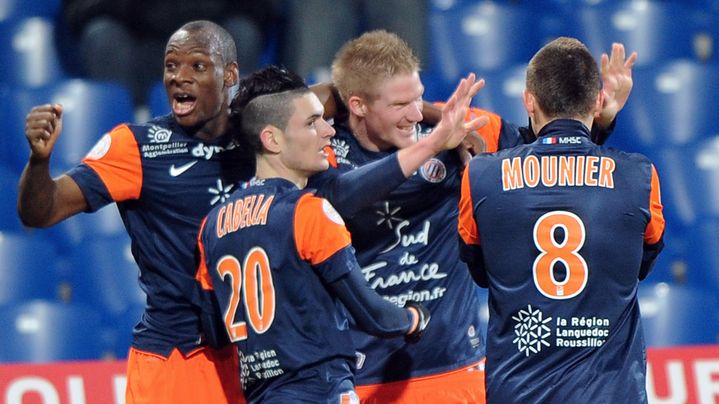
[1,0,718,363]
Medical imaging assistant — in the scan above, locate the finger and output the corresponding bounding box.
[465,78,485,100]
[611,42,625,66]
[600,53,610,73]
[464,115,490,132]
[445,78,467,111]
[625,51,638,70]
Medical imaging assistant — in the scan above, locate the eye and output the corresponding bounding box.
[194,62,207,71]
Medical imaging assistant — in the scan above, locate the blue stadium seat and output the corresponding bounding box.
[64,234,145,358]
[0,300,106,362]
[0,17,67,88]
[0,166,24,232]
[638,282,719,347]
[109,303,144,359]
[65,234,145,317]
[2,78,135,176]
[46,204,127,252]
[0,231,61,306]
[147,80,171,118]
[473,64,528,127]
[428,2,541,83]
[0,0,61,21]
[685,217,719,292]
[614,61,719,151]
[641,137,719,233]
[567,2,705,67]
[644,228,690,286]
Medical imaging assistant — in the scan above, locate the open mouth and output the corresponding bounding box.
[172,93,197,116]
[398,125,416,137]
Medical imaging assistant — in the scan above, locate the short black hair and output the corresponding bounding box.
[230,65,309,153]
[178,20,237,65]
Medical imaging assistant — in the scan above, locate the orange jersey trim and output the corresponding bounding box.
[433,102,503,153]
[195,217,214,291]
[645,164,665,244]
[82,124,143,201]
[294,194,351,265]
[458,167,480,245]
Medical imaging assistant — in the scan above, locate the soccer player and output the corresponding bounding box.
[309,30,636,403]
[458,37,665,403]
[195,65,430,403]
[19,20,247,404]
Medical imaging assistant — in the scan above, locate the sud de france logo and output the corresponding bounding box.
[512,305,552,357]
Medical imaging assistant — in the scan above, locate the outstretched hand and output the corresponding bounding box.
[426,73,489,153]
[25,104,64,162]
[596,43,637,128]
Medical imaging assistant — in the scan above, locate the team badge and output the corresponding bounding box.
[419,158,447,183]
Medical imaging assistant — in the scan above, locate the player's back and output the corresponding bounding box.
[199,177,357,401]
[465,119,661,403]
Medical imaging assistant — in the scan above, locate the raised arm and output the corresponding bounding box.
[595,42,637,129]
[18,104,88,227]
[396,73,487,175]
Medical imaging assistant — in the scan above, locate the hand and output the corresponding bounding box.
[457,130,486,166]
[425,73,489,153]
[25,104,63,162]
[404,300,431,343]
[596,43,637,128]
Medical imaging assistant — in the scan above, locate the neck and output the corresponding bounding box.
[533,113,594,136]
[348,113,383,152]
[255,156,307,189]
[190,100,230,141]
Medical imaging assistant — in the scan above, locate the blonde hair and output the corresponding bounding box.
[331,30,420,105]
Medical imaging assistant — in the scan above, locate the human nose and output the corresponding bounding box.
[407,100,423,122]
[170,65,192,83]
[320,118,335,138]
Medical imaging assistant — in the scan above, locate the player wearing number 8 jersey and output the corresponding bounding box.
[458,37,665,403]
[196,66,431,403]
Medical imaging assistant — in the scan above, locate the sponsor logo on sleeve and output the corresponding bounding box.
[85,133,111,160]
[322,199,345,225]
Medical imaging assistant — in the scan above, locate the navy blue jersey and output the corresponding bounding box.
[458,119,665,403]
[197,178,361,403]
[310,123,489,384]
[68,114,253,356]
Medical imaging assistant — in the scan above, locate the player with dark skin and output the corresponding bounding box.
[19,21,239,224]
[19,20,245,404]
